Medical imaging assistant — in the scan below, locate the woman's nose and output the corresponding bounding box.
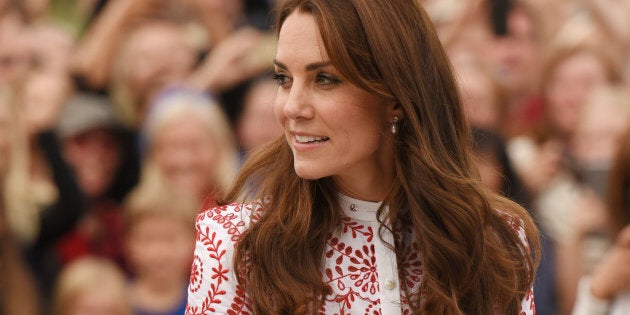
[282,83,314,120]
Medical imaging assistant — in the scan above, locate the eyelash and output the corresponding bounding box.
[316,73,341,86]
[271,73,288,89]
[272,72,341,88]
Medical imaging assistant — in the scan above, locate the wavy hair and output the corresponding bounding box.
[224,0,540,313]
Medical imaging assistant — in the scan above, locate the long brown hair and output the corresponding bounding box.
[223,0,540,313]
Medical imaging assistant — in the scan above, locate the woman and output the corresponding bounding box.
[187,0,539,314]
[140,88,239,203]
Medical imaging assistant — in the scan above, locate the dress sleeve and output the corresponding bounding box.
[508,214,536,315]
[518,228,536,315]
[186,205,253,315]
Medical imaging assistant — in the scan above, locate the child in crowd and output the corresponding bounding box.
[124,184,198,315]
[51,256,131,315]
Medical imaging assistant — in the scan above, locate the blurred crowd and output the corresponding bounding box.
[0,0,630,314]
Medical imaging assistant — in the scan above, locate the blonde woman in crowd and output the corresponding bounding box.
[140,88,238,205]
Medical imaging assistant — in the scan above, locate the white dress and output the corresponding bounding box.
[185,194,535,315]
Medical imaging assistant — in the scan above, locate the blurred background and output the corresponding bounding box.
[1,0,630,314]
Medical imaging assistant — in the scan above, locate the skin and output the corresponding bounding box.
[152,113,219,198]
[237,78,283,153]
[546,52,608,138]
[126,215,194,290]
[458,67,500,131]
[590,225,630,300]
[121,23,196,123]
[273,12,402,202]
[62,128,121,198]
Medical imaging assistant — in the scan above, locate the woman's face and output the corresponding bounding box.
[63,129,121,198]
[152,114,218,197]
[546,51,608,138]
[122,23,197,122]
[274,12,398,199]
[458,68,500,131]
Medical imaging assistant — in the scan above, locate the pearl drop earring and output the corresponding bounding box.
[391,116,400,134]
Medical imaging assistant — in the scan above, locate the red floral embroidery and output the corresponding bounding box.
[187,204,536,315]
[189,256,203,293]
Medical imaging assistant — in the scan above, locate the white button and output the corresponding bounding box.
[384,279,395,290]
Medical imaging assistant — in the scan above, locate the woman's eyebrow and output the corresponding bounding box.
[273,59,332,72]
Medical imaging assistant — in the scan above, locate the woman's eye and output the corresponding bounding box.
[316,73,341,87]
[272,73,291,88]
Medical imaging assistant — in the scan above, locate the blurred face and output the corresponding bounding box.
[63,129,121,198]
[274,12,398,200]
[237,79,283,153]
[485,9,538,94]
[126,215,195,286]
[122,23,196,122]
[546,52,608,138]
[68,289,128,315]
[21,73,70,134]
[0,18,30,85]
[153,114,218,196]
[458,69,500,130]
[572,104,629,167]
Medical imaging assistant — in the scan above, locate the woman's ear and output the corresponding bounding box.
[389,102,404,121]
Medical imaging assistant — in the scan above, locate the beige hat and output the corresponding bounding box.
[57,93,121,138]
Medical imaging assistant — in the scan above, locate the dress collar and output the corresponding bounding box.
[337,193,385,222]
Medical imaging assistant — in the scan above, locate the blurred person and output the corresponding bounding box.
[19,71,74,134]
[73,0,262,90]
[508,43,622,202]
[0,8,31,86]
[51,256,132,315]
[572,125,630,315]
[110,19,198,128]
[26,21,75,75]
[0,87,41,315]
[4,70,74,246]
[538,44,621,144]
[0,0,75,85]
[471,127,530,207]
[187,0,539,313]
[52,93,126,266]
[553,86,630,315]
[140,88,238,204]
[482,0,545,138]
[235,75,283,156]
[72,0,272,128]
[124,186,198,315]
[2,71,87,301]
[454,57,507,133]
[571,86,630,197]
[518,43,623,313]
[472,127,558,314]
